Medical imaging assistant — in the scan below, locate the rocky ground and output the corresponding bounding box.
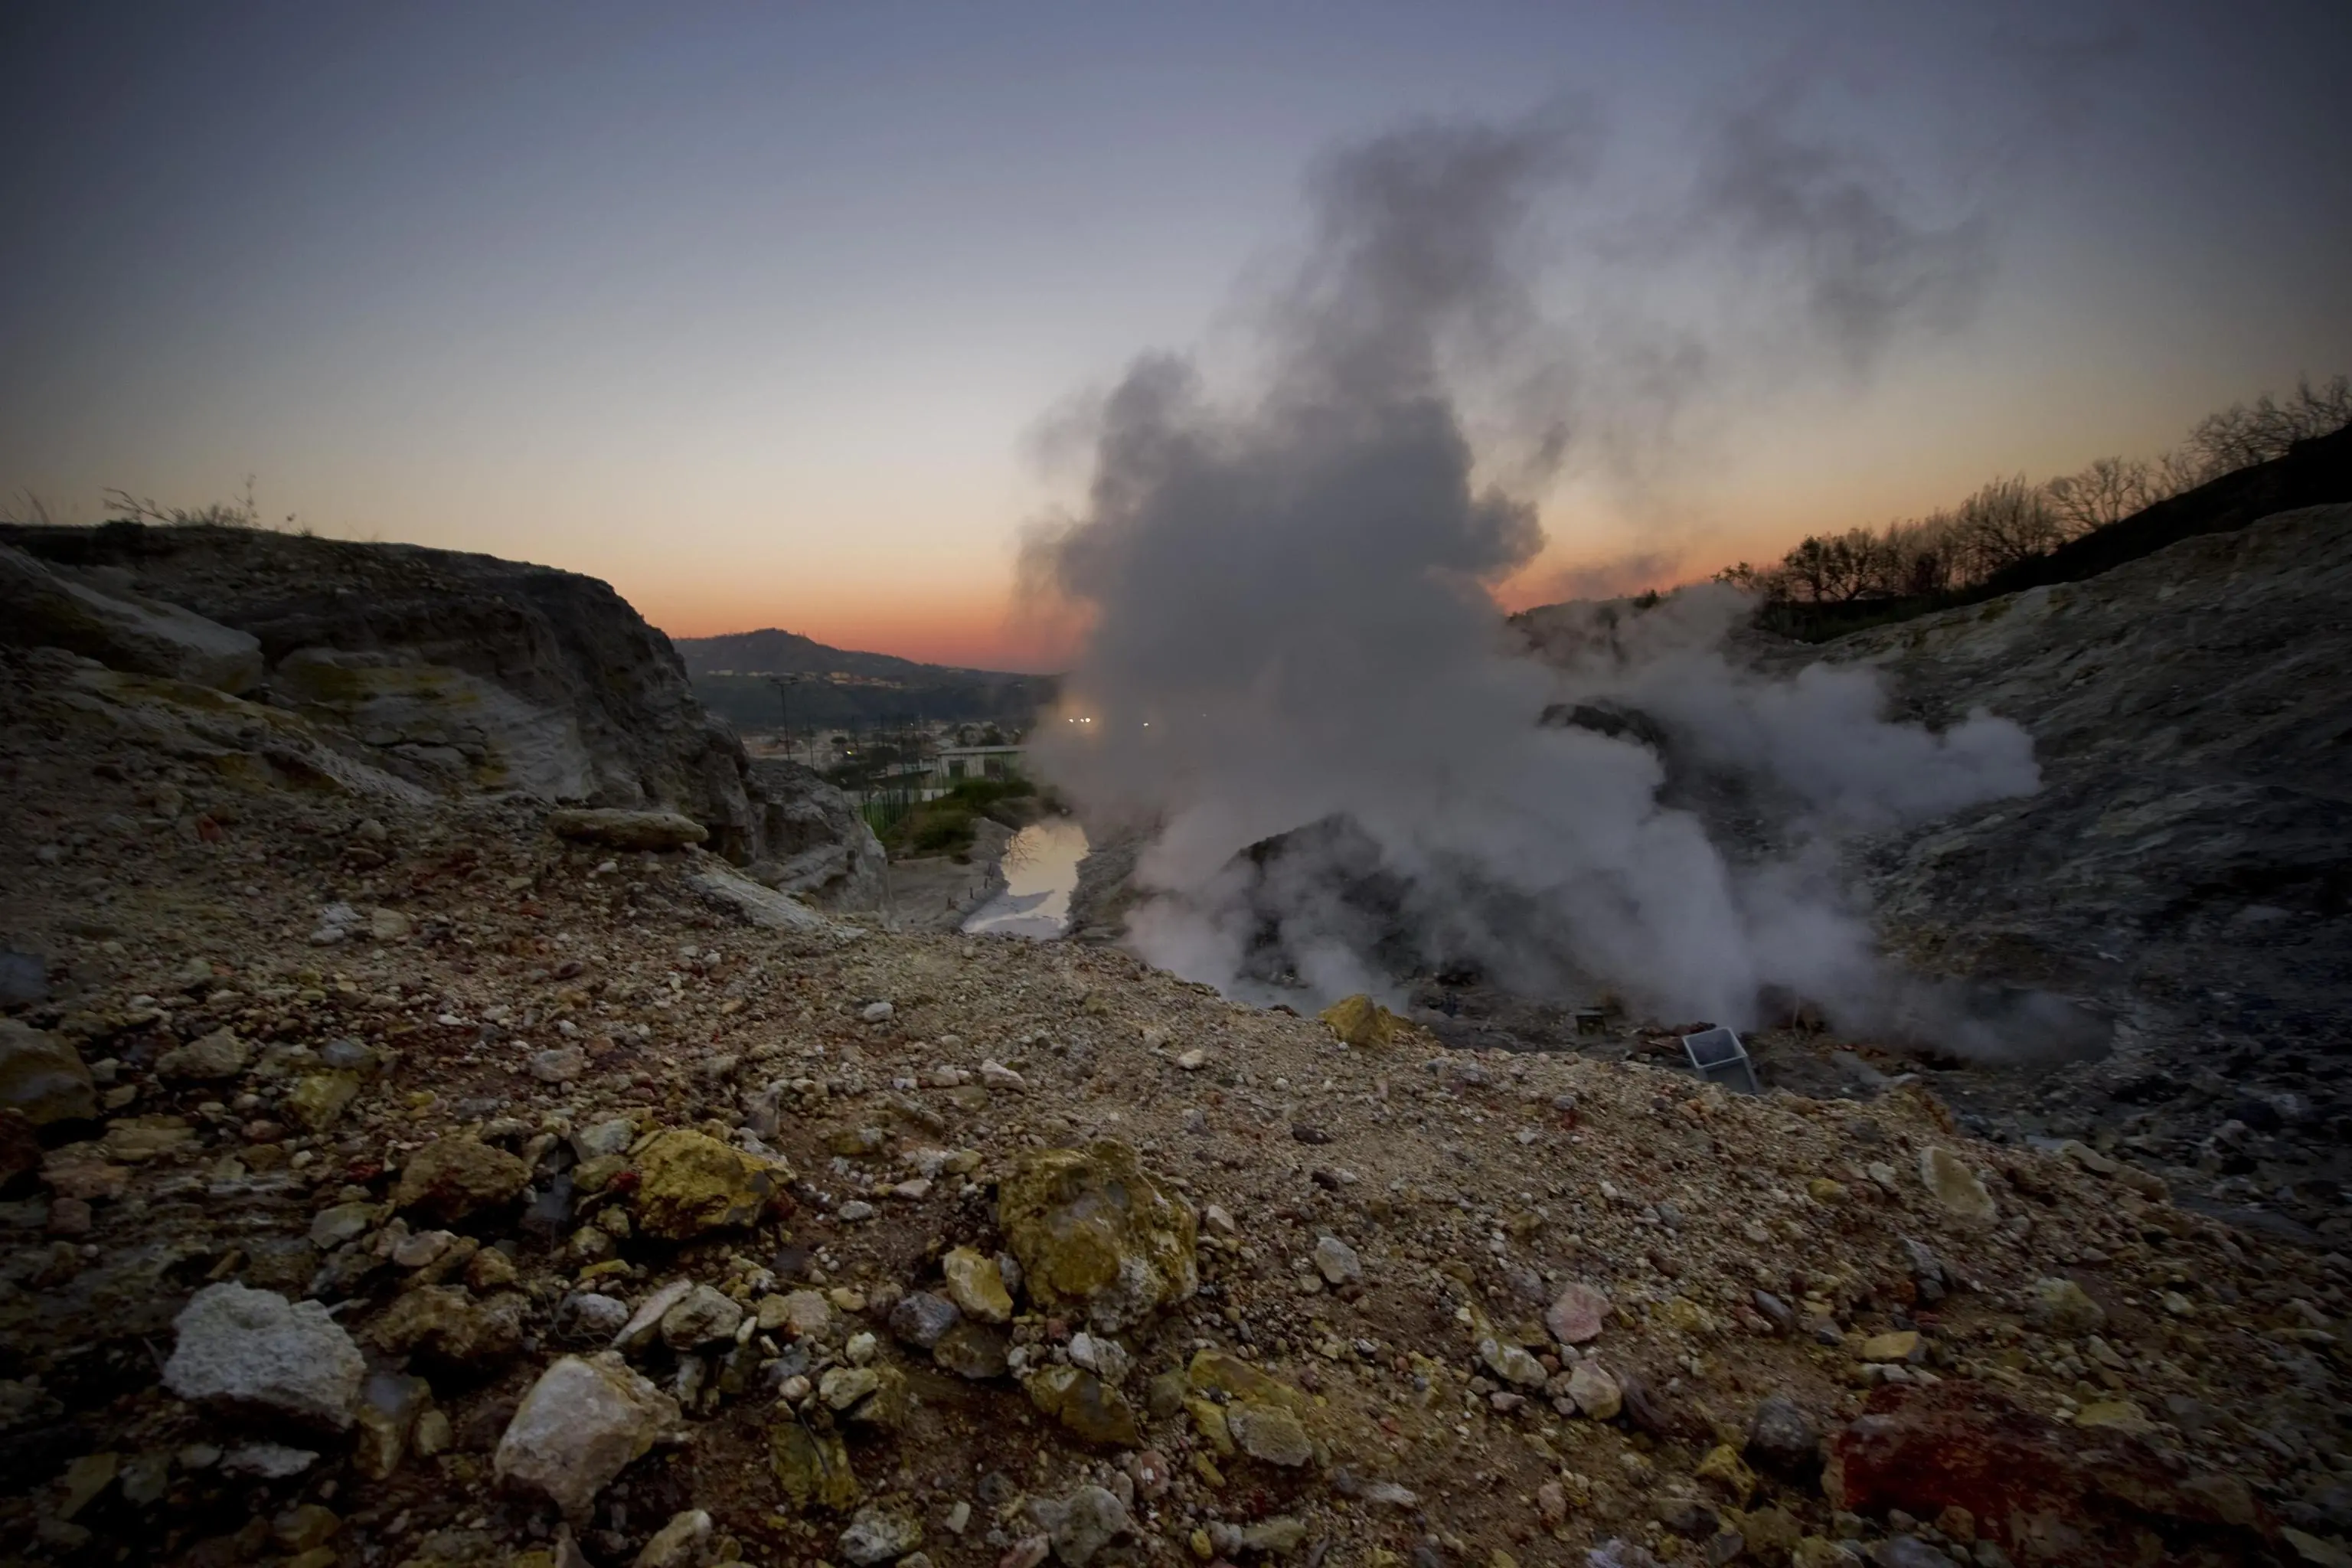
[3,638,2350,1568]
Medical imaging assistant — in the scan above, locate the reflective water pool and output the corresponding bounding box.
[961,818,1090,939]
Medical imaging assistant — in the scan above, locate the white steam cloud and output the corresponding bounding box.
[1021,106,2040,1041]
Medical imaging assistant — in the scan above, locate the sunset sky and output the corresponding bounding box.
[3,2,2347,671]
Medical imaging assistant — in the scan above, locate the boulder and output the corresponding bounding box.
[629,1129,789,1240]
[997,1141,1197,1331]
[393,1137,529,1226]
[548,808,708,851]
[0,1020,96,1125]
[495,1354,681,1521]
[1225,1402,1313,1467]
[164,1282,365,1429]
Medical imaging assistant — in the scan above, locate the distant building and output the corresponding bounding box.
[931,744,1026,786]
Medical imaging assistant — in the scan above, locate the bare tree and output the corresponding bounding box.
[2045,455,2154,535]
[1951,474,2061,577]
[2186,374,2352,475]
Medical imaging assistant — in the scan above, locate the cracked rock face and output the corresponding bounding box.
[163,1282,366,1430]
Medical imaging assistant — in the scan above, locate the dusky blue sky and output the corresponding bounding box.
[2,0,2345,666]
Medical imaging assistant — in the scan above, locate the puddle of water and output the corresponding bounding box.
[962,818,1089,939]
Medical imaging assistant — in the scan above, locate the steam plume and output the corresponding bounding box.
[1022,106,2040,1040]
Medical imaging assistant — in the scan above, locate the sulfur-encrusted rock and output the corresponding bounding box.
[1318,993,1411,1048]
[0,1019,96,1125]
[770,1414,861,1511]
[630,1129,789,1240]
[940,1246,1013,1323]
[283,1070,362,1132]
[495,1354,680,1521]
[998,1141,1197,1331]
[165,1282,365,1430]
[547,808,708,851]
[393,1137,529,1226]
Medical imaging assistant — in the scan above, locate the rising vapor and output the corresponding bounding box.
[1021,104,2041,1041]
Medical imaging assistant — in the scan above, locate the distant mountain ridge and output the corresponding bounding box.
[671,627,1054,733]
[671,626,1018,683]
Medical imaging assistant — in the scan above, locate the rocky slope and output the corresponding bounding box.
[1,542,2347,1568]
[1792,505,2351,1240]
[0,522,884,909]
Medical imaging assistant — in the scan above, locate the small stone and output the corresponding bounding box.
[155,1027,252,1083]
[368,1284,527,1365]
[769,1418,861,1511]
[1537,1480,1569,1527]
[283,1071,362,1131]
[1029,1484,1128,1567]
[1176,1049,1206,1070]
[495,1353,681,1521]
[368,908,411,942]
[980,1058,1026,1091]
[1313,1234,1363,1285]
[219,1442,316,1479]
[1918,1147,1996,1223]
[1695,1444,1758,1506]
[1027,1364,1143,1446]
[1546,1281,1611,1344]
[659,1284,744,1349]
[845,1330,879,1366]
[758,1289,835,1340]
[1746,1392,1821,1474]
[933,1321,1010,1380]
[1568,1361,1622,1420]
[635,1510,713,1568]
[1201,1204,1237,1237]
[839,1506,923,1566]
[573,1116,637,1160]
[1068,1331,1132,1383]
[861,1001,897,1024]
[822,1365,882,1411]
[1858,1331,1919,1364]
[890,1290,960,1349]
[530,1047,587,1083]
[165,1282,364,1429]
[838,1198,877,1223]
[1227,1401,1314,1466]
[1480,1337,1548,1389]
[2027,1277,2105,1335]
[393,1137,529,1226]
[942,1245,1015,1322]
[273,1504,341,1553]
[565,1292,632,1339]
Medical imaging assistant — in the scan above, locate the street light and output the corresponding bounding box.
[769,675,805,766]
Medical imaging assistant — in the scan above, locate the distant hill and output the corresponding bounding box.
[671,627,1056,734]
